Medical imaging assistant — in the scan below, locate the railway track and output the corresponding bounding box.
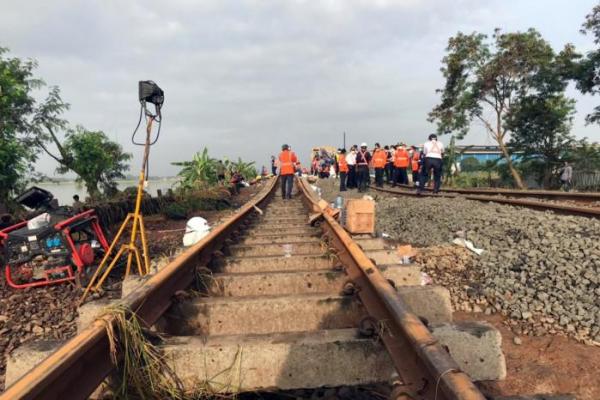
[2,177,529,400]
[374,185,600,219]
[395,184,600,204]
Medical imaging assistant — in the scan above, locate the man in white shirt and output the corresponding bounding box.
[417,134,444,194]
[345,145,357,189]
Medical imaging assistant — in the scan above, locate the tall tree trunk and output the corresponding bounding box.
[84,180,101,200]
[494,113,525,189]
[496,137,525,189]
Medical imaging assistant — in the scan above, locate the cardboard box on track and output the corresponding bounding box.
[345,199,375,234]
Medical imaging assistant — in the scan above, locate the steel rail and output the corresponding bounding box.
[372,186,600,219]
[0,177,278,400]
[393,183,600,203]
[297,178,485,400]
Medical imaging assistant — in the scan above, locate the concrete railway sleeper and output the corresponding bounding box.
[1,177,541,400]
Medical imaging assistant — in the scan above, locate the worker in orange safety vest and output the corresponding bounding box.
[372,143,387,188]
[393,143,410,186]
[338,148,349,191]
[278,144,298,199]
[410,146,421,187]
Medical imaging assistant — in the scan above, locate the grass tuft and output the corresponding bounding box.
[101,304,185,399]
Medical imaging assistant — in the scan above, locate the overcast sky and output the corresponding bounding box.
[2,0,599,177]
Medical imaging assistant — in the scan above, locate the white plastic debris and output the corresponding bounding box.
[452,238,484,256]
[282,244,293,258]
[310,185,323,198]
[183,217,210,247]
[27,213,50,230]
[381,232,391,238]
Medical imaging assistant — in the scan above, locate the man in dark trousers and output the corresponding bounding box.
[278,144,298,199]
[384,145,394,184]
[338,148,349,191]
[372,143,386,188]
[410,146,421,187]
[271,155,277,175]
[346,145,357,189]
[356,143,372,193]
[417,134,444,194]
[393,143,409,186]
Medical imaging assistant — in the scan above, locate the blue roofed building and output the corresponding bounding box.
[456,145,513,164]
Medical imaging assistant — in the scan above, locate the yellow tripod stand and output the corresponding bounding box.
[80,116,155,303]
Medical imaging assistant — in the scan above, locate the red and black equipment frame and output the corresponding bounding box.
[0,209,109,289]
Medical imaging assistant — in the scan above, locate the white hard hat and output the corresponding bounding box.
[183,217,210,247]
[360,142,367,147]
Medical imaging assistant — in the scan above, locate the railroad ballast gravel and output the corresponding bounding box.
[374,194,600,344]
[0,281,80,390]
[314,179,600,343]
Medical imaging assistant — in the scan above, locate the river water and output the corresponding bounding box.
[36,178,177,206]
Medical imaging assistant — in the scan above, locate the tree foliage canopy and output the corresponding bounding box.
[429,29,577,188]
[574,4,600,124]
[172,148,219,189]
[0,47,44,206]
[507,94,576,186]
[172,148,258,191]
[506,94,575,159]
[55,127,132,198]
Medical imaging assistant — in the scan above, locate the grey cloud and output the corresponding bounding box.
[1,0,598,176]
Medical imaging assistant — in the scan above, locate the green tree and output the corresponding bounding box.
[29,86,131,198]
[574,4,600,124]
[563,139,600,173]
[429,29,574,189]
[44,126,131,198]
[172,148,218,189]
[0,47,44,207]
[229,157,257,181]
[460,156,481,172]
[506,94,576,188]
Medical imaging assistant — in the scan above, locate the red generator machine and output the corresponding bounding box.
[0,187,109,289]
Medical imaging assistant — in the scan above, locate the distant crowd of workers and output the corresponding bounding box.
[273,134,445,198]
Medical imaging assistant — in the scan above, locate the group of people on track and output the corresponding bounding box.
[272,134,445,199]
[323,134,444,194]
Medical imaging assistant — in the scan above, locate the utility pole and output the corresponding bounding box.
[343,131,346,150]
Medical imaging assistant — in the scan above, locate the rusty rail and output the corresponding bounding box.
[297,178,485,400]
[393,183,600,204]
[0,178,278,400]
[373,186,600,219]
[5,176,486,400]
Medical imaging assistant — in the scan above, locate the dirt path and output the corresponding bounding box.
[456,312,600,400]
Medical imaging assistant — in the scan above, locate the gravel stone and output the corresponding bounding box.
[317,179,600,345]
[513,336,523,345]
